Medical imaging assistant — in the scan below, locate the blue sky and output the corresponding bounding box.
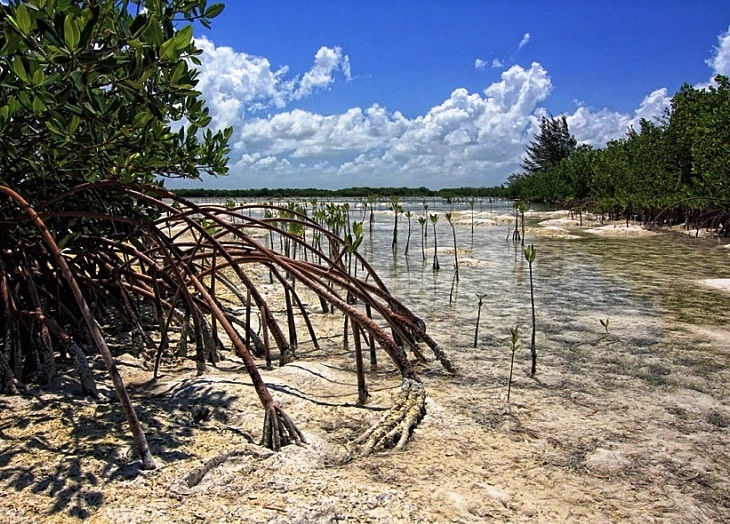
[174,1,730,190]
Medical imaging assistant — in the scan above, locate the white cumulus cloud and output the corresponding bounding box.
[181,25,730,189]
[706,26,730,76]
[215,62,555,188]
[518,32,531,51]
[193,37,351,130]
[295,46,351,99]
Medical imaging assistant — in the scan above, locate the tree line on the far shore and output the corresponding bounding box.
[172,185,510,200]
[507,76,730,233]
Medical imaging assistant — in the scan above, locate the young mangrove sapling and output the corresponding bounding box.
[524,244,538,376]
[430,213,440,271]
[473,293,487,348]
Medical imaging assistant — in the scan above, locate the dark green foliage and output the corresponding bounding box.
[520,115,577,175]
[509,77,730,232]
[0,0,231,199]
[173,186,511,199]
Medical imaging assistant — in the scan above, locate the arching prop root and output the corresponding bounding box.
[261,403,307,451]
[353,378,426,456]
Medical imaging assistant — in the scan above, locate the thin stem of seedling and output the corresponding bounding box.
[524,244,537,376]
[446,212,459,282]
[430,213,440,271]
[507,325,521,405]
[473,293,487,348]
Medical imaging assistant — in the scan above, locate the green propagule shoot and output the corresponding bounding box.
[430,213,440,271]
[524,244,538,376]
[600,318,610,334]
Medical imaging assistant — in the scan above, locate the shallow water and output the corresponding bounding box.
[356,200,730,374]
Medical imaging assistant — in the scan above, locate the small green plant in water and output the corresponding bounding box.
[506,325,521,406]
[445,212,459,282]
[600,318,610,334]
[473,293,487,348]
[524,244,537,376]
[430,213,440,271]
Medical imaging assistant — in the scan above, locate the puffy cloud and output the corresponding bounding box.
[215,62,555,188]
[234,105,409,160]
[632,88,671,122]
[483,63,552,115]
[295,46,351,99]
[492,58,504,69]
[193,37,351,130]
[185,26,728,189]
[706,27,730,76]
[566,87,670,146]
[518,32,531,50]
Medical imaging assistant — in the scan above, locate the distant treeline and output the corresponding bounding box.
[508,76,730,232]
[173,185,510,199]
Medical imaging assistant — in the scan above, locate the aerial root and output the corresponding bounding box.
[181,445,275,489]
[432,345,455,373]
[260,403,307,451]
[353,378,426,456]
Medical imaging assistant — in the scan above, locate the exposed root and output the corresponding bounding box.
[353,378,426,456]
[182,445,274,489]
[260,403,307,451]
[431,344,455,373]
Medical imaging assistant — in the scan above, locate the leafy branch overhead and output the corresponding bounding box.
[0,0,231,198]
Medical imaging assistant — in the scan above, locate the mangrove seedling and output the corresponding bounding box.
[430,213,440,271]
[506,325,521,405]
[404,210,413,256]
[367,194,376,231]
[445,212,459,282]
[509,202,521,242]
[390,196,403,252]
[418,216,427,261]
[519,201,526,246]
[473,293,488,348]
[600,318,610,334]
[524,244,538,376]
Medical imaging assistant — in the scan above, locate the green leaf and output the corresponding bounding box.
[159,37,177,61]
[204,3,225,18]
[64,16,80,51]
[132,112,153,128]
[45,120,65,136]
[32,96,47,114]
[31,68,45,86]
[69,115,80,133]
[15,4,32,35]
[174,25,193,51]
[523,244,537,264]
[12,57,28,83]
